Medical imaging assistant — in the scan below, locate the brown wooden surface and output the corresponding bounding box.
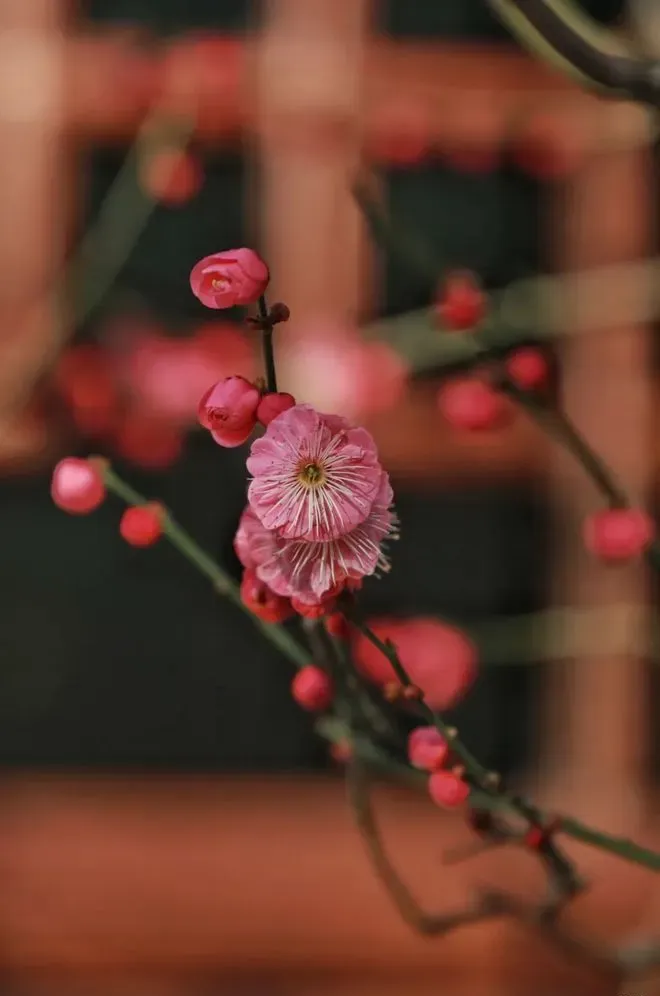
[0,774,653,995]
[62,33,648,153]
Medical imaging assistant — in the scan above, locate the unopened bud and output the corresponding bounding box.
[269,301,290,324]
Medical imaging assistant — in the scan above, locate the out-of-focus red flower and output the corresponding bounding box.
[436,271,486,331]
[121,324,254,426]
[407,726,449,771]
[583,508,655,562]
[353,617,477,710]
[113,411,184,469]
[54,344,120,438]
[119,503,164,547]
[291,665,334,712]
[50,457,106,515]
[161,35,241,125]
[140,147,204,206]
[505,347,550,392]
[282,331,407,421]
[437,377,512,432]
[428,769,470,809]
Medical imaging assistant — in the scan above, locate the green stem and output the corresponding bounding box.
[349,614,660,873]
[498,378,660,570]
[348,617,495,790]
[499,379,628,507]
[102,466,306,667]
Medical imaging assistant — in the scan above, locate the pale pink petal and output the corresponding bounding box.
[233,505,294,598]
[275,471,395,600]
[246,403,383,542]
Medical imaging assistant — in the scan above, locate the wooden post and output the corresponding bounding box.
[254,0,372,345]
[538,116,653,834]
[0,0,69,455]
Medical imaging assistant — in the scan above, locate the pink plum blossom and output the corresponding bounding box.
[247,404,383,542]
[271,470,395,600]
[234,472,396,605]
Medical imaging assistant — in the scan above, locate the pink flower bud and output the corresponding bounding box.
[583,508,655,562]
[240,569,293,623]
[256,391,296,426]
[119,503,164,547]
[268,302,290,324]
[198,376,260,447]
[113,412,183,469]
[437,378,512,431]
[436,271,486,331]
[51,457,106,515]
[190,248,269,310]
[428,770,470,809]
[291,665,333,712]
[505,347,549,392]
[407,726,449,771]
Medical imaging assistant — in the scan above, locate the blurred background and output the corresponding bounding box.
[0,0,658,993]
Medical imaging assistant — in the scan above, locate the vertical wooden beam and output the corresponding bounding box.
[0,0,68,433]
[539,125,653,831]
[254,0,372,346]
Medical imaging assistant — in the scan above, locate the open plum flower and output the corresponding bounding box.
[235,403,397,606]
[235,475,395,606]
[247,404,384,543]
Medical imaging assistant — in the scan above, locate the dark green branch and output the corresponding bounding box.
[488,0,660,107]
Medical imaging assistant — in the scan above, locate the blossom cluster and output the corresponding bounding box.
[187,247,398,621]
[236,403,396,619]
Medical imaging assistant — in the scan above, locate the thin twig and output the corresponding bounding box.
[258,296,278,393]
[347,759,488,935]
[97,462,660,876]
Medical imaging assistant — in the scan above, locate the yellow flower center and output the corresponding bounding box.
[211,276,229,291]
[298,461,326,487]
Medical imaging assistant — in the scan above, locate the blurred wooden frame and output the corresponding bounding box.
[0,774,654,996]
[0,0,654,480]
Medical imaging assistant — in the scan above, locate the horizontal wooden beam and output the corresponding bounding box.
[56,34,648,152]
[0,774,652,984]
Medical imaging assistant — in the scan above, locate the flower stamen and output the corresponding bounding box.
[298,461,326,488]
